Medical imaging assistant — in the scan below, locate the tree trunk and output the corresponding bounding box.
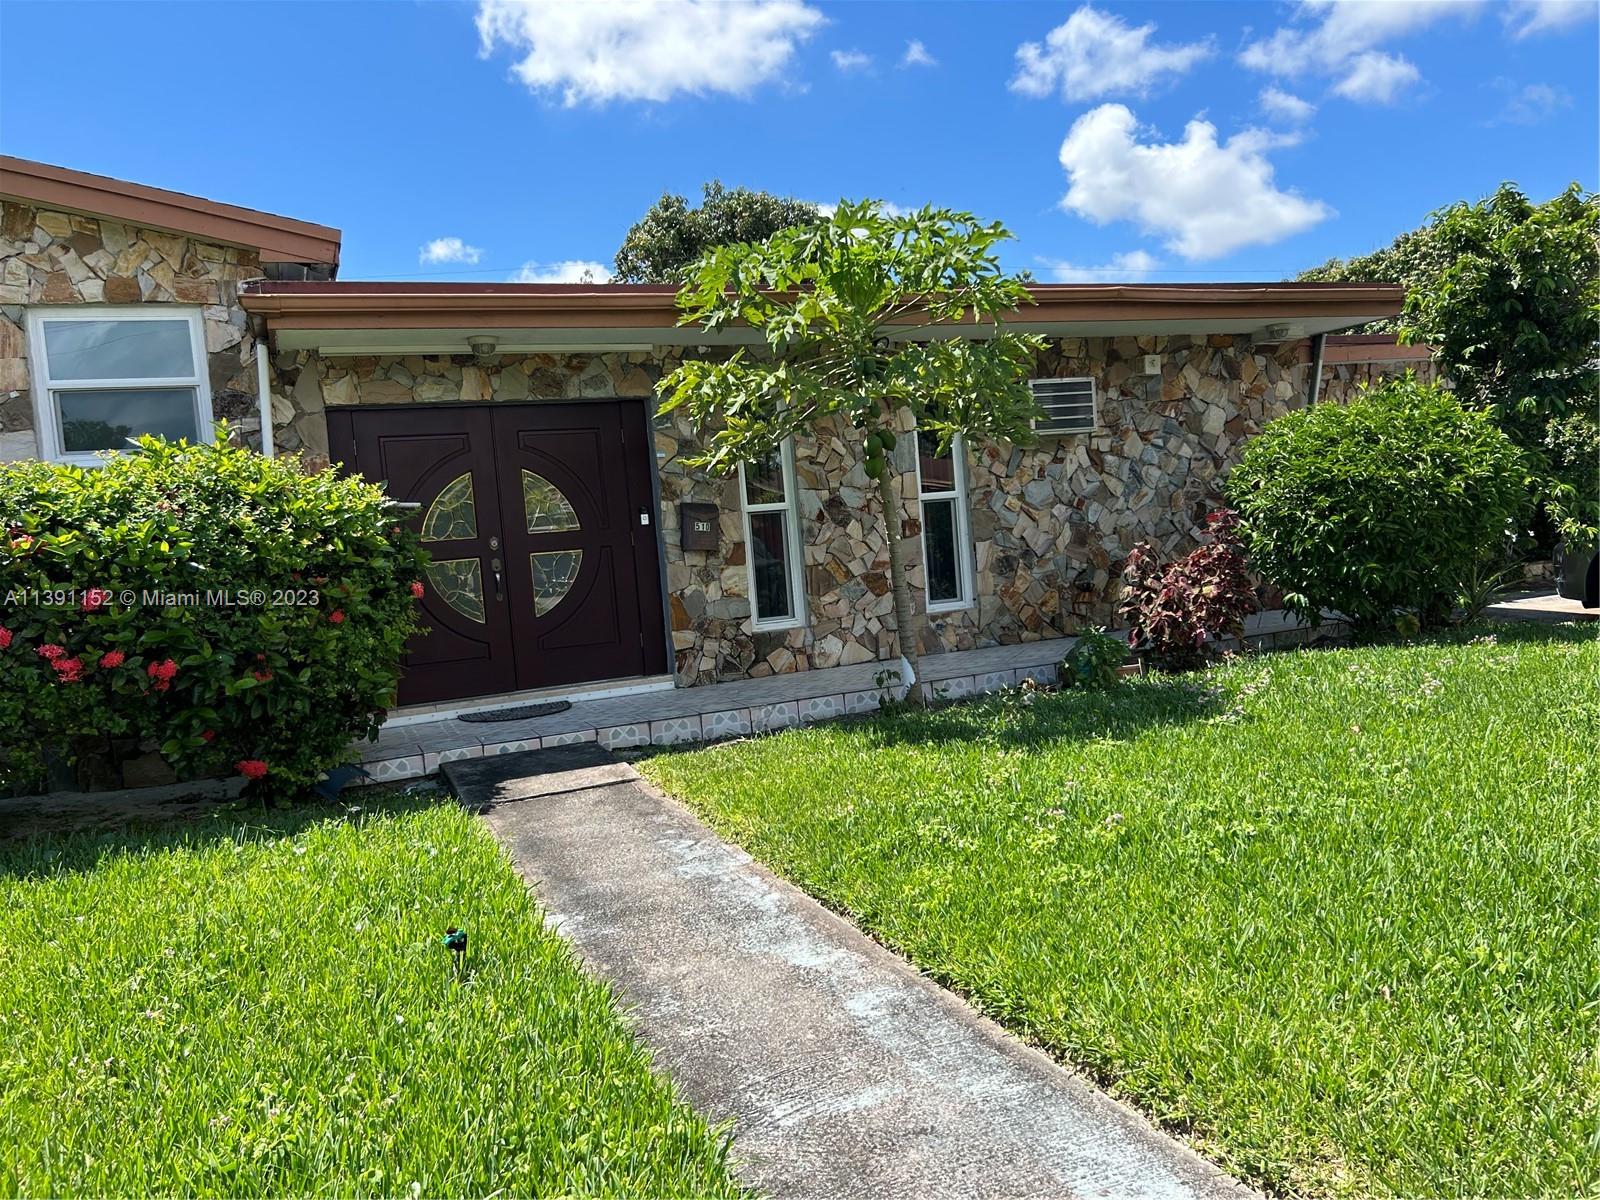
[876,464,925,705]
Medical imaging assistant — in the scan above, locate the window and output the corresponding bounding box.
[917,430,974,611]
[26,306,212,465]
[1030,377,1097,435]
[738,441,806,629]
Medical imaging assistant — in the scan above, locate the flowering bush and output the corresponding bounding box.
[1118,510,1257,673]
[0,436,426,800]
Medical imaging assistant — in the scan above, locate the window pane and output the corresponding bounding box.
[43,319,196,381]
[744,452,786,506]
[918,430,955,493]
[748,510,793,622]
[421,473,478,542]
[424,558,486,624]
[523,470,580,533]
[923,498,961,603]
[530,550,583,617]
[56,388,198,452]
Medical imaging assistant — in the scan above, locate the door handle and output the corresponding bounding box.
[490,557,504,602]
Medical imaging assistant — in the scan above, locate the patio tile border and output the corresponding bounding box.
[355,611,1341,784]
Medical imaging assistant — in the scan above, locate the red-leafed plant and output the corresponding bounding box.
[1118,509,1257,672]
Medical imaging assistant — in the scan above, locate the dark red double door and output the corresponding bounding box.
[328,402,668,706]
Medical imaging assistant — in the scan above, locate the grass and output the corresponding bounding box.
[641,624,1600,1198]
[0,795,741,1197]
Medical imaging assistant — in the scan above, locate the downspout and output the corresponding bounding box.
[1306,332,1327,409]
[255,327,275,458]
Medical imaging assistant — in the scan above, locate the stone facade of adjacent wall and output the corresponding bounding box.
[0,201,266,461]
[270,334,1328,685]
[1314,353,1447,405]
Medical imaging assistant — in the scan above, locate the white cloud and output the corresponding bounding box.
[1040,250,1161,283]
[1491,79,1573,124]
[813,200,911,218]
[511,259,614,283]
[1239,0,1476,104]
[419,237,483,265]
[902,39,937,67]
[1504,0,1597,38]
[831,48,872,71]
[1011,4,1212,101]
[1056,104,1332,261]
[475,0,825,106]
[1259,86,1316,123]
[1331,51,1420,103]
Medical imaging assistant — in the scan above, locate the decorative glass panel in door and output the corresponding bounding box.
[420,474,485,623]
[530,550,583,616]
[424,558,486,623]
[421,473,478,541]
[522,470,581,533]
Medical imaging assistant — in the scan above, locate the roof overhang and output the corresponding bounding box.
[240,281,1402,355]
[0,156,341,267]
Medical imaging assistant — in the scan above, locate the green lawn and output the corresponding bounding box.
[642,625,1600,1198]
[0,799,740,1197]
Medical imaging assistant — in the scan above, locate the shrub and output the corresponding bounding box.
[0,437,426,799]
[1224,377,1528,630]
[1544,411,1599,546]
[1118,510,1257,672]
[1061,629,1127,689]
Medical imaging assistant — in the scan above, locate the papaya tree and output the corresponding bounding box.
[656,200,1045,694]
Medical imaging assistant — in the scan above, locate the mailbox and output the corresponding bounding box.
[679,502,719,551]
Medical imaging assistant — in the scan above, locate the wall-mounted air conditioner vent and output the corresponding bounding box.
[1030,377,1096,435]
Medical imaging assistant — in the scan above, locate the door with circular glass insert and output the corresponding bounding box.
[325,406,517,705]
[328,401,668,705]
[489,401,667,690]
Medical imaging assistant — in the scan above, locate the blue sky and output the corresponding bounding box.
[2,1,1595,283]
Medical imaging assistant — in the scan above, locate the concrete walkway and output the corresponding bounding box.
[448,744,1252,1200]
[1484,588,1597,624]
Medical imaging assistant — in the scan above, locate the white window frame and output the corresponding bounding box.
[26,305,213,467]
[737,438,807,631]
[915,429,976,614]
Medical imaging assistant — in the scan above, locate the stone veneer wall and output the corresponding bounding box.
[0,201,267,462]
[272,334,1319,686]
[1314,354,1446,406]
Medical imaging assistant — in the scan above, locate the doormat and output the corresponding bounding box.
[456,700,573,724]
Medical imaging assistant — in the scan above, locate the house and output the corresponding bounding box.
[1,158,1406,710]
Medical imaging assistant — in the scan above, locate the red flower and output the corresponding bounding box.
[147,658,178,681]
[253,668,273,682]
[201,730,216,743]
[410,580,425,599]
[235,759,269,780]
[99,649,126,669]
[38,644,66,661]
[81,588,110,612]
[0,627,12,650]
[328,609,345,625]
[51,656,84,683]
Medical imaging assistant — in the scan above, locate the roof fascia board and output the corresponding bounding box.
[0,156,341,265]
